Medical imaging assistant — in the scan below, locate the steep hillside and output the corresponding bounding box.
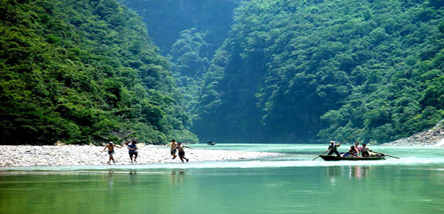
[122,0,240,55]
[0,0,196,144]
[196,0,444,143]
[3,0,441,144]
[123,0,241,120]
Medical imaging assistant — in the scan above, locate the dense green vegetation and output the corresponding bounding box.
[1,0,442,145]
[123,0,257,142]
[196,0,444,143]
[122,0,240,55]
[123,0,240,122]
[0,0,196,145]
[169,28,209,118]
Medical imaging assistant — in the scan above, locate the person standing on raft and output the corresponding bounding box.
[326,141,341,157]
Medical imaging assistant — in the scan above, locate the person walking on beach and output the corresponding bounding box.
[103,142,120,164]
[177,142,189,163]
[169,139,178,159]
[126,140,138,163]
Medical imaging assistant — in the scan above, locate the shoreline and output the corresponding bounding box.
[383,120,444,147]
[383,138,444,147]
[0,145,279,168]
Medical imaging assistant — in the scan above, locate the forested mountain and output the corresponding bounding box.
[196,0,444,143]
[122,0,241,55]
[2,0,442,145]
[168,28,209,116]
[0,0,196,145]
[122,0,240,120]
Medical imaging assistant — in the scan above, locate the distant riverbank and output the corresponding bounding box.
[0,145,278,168]
[384,121,444,147]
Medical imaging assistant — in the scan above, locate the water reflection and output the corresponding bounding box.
[170,169,185,185]
[325,165,372,184]
[103,169,139,188]
[106,170,114,189]
[129,169,137,184]
[326,166,342,185]
[2,166,444,214]
[349,166,371,180]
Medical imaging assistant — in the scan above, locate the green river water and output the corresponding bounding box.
[1,144,444,214]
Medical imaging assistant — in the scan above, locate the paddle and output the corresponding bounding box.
[313,151,327,160]
[374,152,400,159]
[363,142,400,159]
[312,155,321,160]
[381,153,400,159]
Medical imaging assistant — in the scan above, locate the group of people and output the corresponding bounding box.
[326,141,374,158]
[103,140,139,164]
[168,139,189,163]
[102,139,190,164]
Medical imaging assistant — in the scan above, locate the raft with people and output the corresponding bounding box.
[314,140,399,161]
[319,154,385,161]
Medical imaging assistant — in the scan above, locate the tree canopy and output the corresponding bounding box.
[0,0,197,144]
[1,0,442,144]
[195,0,444,143]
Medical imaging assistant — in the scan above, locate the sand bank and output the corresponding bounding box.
[385,120,444,147]
[0,145,278,168]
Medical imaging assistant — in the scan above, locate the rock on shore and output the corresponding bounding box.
[385,120,444,146]
[0,145,278,168]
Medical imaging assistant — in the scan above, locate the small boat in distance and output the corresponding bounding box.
[319,155,385,161]
[207,141,216,146]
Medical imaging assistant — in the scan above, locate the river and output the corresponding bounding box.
[1,144,444,214]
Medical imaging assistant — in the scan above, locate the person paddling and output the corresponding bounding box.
[326,141,341,157]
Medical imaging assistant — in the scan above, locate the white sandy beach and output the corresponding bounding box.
[0,145,278,168]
